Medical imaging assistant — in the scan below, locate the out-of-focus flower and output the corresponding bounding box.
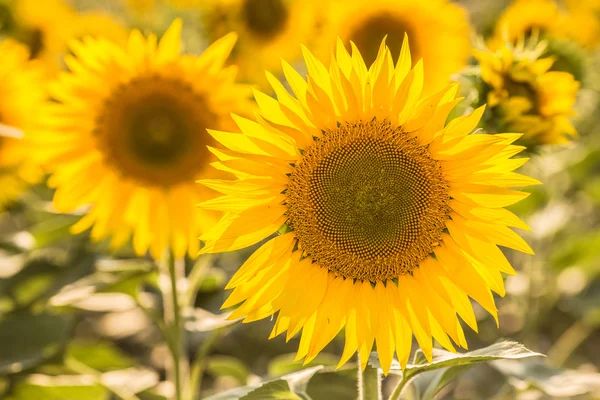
[2,0,73,72]
[0,39,45,210]
[125,0,156,15]
[567,0,600,12]
[198,37,539,374]
[326,0,471,94]
[201,0,328,89]
[475,38,580,147]
[34,20,253,259]
[491,0,600,49]
[0,0,128,74]
[70,13,129,49]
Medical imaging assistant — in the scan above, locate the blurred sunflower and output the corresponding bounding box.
[199,38,539,373]
[328,0,471,94]
[201,0,327,89]
[125,0,156,15]
[0,0,129,75]
[0,39,45,210]
[70,13,129,49]
[491,0,600,49]
[34,20,253,258]
[1,0,73,71]
[475,38,580,147]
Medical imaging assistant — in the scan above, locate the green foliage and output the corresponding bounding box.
[0,312,74,375]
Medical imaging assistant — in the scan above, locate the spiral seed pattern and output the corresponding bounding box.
[286,120,450,282]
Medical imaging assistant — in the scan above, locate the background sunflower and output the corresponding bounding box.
[325,0,471,94]
[33,20,253,259]
[200,0,329,90]
[0,39,44,210]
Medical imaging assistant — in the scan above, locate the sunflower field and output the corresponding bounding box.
[1,0,600,399]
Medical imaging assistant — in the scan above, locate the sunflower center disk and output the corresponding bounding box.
[95,76,214,187]
[242,0,288,38]
[504,77,539,113]
[286,120,450,282]
[349,15,414,67]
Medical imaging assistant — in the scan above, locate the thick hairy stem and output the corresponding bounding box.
[358,354,382,400]
[160,253,189,400]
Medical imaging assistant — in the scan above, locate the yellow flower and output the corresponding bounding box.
[201,0,328,89]
[69,13,129,49]
[475,38,580,146]
[0,39,45,210]
[327,0,471,94]
[34,20,253,259]
[1,0,129,74]
[198,38,539,373]
[125,0,156,15]
[491,0,600,49]
[4,0,73,72]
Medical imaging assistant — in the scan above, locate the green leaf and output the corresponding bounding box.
[372,341,543,376]
[268,353,338,377]
[241,380,299,400]
[418,364,474,400]
[195,267,227,293]
[29,213,82,248]
[281,365,323,396]
[305,368,357,400]
[371,342,543,399]
[50,259,154,311]
[492,359,600,397]
[5,375,108,400]
[206,355,250,384]
[65,341,135,372]
[0,312,74,374]
[204,366,324,400]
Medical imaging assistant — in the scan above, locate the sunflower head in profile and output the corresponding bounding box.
[198,36,540,373]
[0,39,45,210]
[491,0,600,49]
[34,20,253,258]
[475,37,580,148]
[201,0,327,89]
[327,0,471,94]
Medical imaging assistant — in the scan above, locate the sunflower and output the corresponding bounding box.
[201,0,327,89]
[198,37,539,373]
[0,39,45,210]
[475,38,580,147]
[69,12,129,49]
[491,0,600,49]
[2,0,73,72]
[327,0,471,94]
[34,20,253,259]
[125,0,156,15]
[0,0,130,76]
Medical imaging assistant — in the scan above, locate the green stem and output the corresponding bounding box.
[547,316,596,367]
[358,354,382,400]
[161,253,189,400]
[189,329,222,400]
[388,376,411,400]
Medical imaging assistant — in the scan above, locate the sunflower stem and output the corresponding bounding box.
[388,375,410,400]
[358,354,382,400]
[160,252,189,400]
